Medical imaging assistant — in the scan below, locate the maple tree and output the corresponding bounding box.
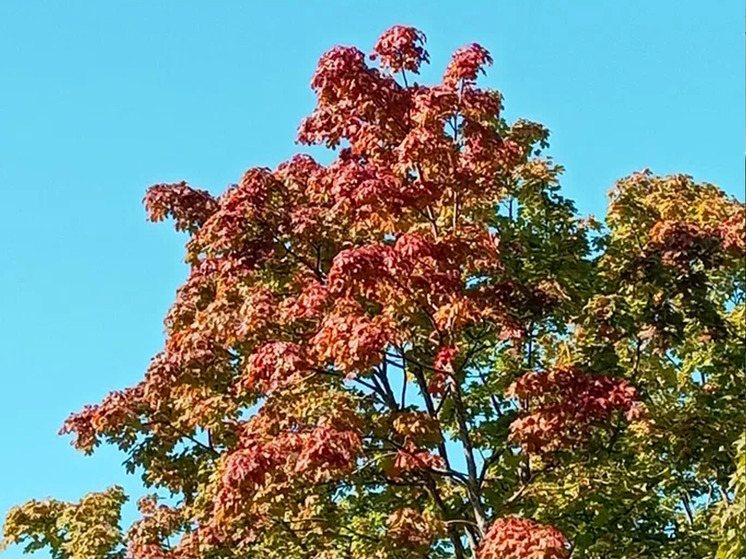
[3,26,744,559]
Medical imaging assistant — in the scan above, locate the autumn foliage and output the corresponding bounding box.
[3,25,744,559]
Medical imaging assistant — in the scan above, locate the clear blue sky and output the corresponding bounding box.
[0,2,743,557]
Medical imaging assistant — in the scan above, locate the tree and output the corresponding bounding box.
[3,25,744,559]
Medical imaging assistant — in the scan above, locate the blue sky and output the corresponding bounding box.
[0,1,743,556]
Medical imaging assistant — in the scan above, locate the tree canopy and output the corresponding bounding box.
[3,25,744,559]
